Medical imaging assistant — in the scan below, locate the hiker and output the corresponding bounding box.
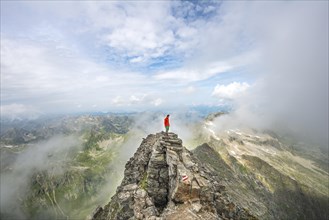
[164,114,170,134]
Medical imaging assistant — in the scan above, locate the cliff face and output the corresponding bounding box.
[92,132,256,220]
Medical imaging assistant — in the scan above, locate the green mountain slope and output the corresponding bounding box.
[193,130,329,219]
[0,115,133,219]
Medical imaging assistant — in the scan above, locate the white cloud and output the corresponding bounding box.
[112,94,163,108]
[130,56,144,63]
[0,37,160,113]
[183,86,197,94]
[92,1,197,64]
[152,98,163,106]
[155,61,233,82]
[203,5,216,14]
[1,0,328,146]
[0,104,42,120]
[208,1,328,145]
[104,16,175,60]
[129,94,147,104]
[112,96,125,106]
[154,50,259,82]
[212,82,250,99]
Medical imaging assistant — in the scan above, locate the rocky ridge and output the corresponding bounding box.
[92,132,256,220]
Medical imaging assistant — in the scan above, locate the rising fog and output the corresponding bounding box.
[0,135,82,219]
[212,2,328,146]
[112,111,204,166]
[0,2,328,219]
[0,111,203,219]
[131,111,202,144]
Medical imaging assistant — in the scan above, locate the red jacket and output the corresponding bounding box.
[164,117,170,126]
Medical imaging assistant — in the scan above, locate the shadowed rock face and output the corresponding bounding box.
[92,132,256,220]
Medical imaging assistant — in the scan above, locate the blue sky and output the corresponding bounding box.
[1,0,328,133]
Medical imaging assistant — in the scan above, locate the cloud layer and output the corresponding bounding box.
[212,82,250,99]
[1,1,328,144]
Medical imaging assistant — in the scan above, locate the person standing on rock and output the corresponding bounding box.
[164,114,170,134]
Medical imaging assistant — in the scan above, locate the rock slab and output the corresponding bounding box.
[92,132,256,220]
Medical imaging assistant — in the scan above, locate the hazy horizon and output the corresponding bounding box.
[1,1,328,144]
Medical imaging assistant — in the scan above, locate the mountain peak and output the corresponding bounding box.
[92,132,256,220]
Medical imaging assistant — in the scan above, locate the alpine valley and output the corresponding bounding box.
[1,112,328,220]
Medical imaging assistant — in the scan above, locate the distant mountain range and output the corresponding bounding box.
[1,112,328,219]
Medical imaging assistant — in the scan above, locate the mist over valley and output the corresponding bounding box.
[1,1,328,219]
[1,110,328,219]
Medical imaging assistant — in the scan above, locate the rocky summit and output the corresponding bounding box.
[92,132,256,220]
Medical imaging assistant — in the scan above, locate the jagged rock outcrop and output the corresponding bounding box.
[92,132,256,220]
